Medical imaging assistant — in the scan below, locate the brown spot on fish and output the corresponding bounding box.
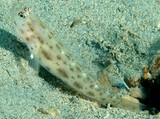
[70,67,74,71]
[37,36,44,44]
[48,32,53,39]
[56,62,60,66]
[41,49,52,61]
[58,42,63,47]
[57,68,68,78]
[49,45,53,49]
[89,84,94,88]
[63,61,67,65]
[29,27,34,32]
[30,35,36,39]
[56,44,61,49]
[30,47,33,50]
[112,100,116,104]
[40,22,46,29]
[57,55,61,60]
[73,82,83,89]
[101,98,106,101]
[20,29,24,34]
[65,54,71,60]
[99,92,103,96]
[77,75,81,78]
[26,37,30,41]
[95,88,101,92]
[76,66,81,72]
[87,91,95,97]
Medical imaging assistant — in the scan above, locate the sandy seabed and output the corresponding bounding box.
[0,0,160,118]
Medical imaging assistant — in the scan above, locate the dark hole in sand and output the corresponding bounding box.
[139,74,160,115]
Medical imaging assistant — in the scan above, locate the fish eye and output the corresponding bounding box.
[18,12,25,18]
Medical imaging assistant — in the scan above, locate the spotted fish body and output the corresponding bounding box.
[14,9,145,111]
